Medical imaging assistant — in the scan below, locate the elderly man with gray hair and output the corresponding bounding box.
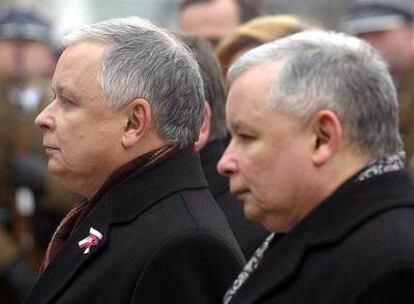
[23,17,244,303]
[218,30,414,303]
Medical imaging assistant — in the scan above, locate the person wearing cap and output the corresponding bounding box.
[0,7,78,303]
[342,0,414,170]
[0,6,55,214]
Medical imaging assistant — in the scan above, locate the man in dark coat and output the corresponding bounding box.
[218,30,414,303]
[24,17,244,304]
[181,36,268,259]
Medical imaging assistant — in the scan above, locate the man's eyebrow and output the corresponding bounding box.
[51,84,79,100]
[50,83,65,94]
[229,121,247,132]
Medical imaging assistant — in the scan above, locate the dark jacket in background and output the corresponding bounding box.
[229,169,414,304]
[24,152,244,304]
[200,139,268,259]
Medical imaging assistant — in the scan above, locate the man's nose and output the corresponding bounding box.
[217,145,237,177]
[34,103,54,131]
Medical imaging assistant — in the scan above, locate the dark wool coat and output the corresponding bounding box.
[200,139,268,259]
[24,152,244,304]
[229,169,414,304]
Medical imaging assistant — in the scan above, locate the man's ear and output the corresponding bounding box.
[194,102,212,151]
[310,110,342,166]
[121,98,151,149]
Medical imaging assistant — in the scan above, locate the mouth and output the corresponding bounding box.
[43,145,59,154]
[231,188,249,200]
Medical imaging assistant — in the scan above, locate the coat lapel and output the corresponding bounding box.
[235,169,414,303]
[25,198,111,304]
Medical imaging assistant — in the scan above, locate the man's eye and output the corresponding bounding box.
[237,133,254,142]
[60,96,75,106]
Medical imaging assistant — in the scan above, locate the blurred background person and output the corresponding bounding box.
[216,14,317,82]
[0,227,33,303]
[342,0,414,170]
[0,5,78,303]
[177,0,264,47]
[180,35,268,258]
[343,0,414,83]
[25,0,352,38]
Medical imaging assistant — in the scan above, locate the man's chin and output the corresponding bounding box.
[47,161,65,177]
[243,202,265,223]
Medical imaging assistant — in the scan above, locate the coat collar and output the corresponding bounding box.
[236,169,414,303]
[107,150,208,224]
[25,151,207,304]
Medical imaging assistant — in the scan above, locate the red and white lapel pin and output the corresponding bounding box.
[78,227,103,254]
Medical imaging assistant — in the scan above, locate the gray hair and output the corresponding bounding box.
[63,17,205,148]
[228,30,402,158]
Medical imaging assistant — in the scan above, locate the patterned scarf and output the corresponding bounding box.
[39,145,179,274]
[223,233,275,304]
[355,151,405,182]
[223,151,406,304]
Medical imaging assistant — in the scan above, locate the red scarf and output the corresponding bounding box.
[39,145,179,274]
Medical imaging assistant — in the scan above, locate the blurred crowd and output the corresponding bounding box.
[0,0,413,302]
[0,6,78,303]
